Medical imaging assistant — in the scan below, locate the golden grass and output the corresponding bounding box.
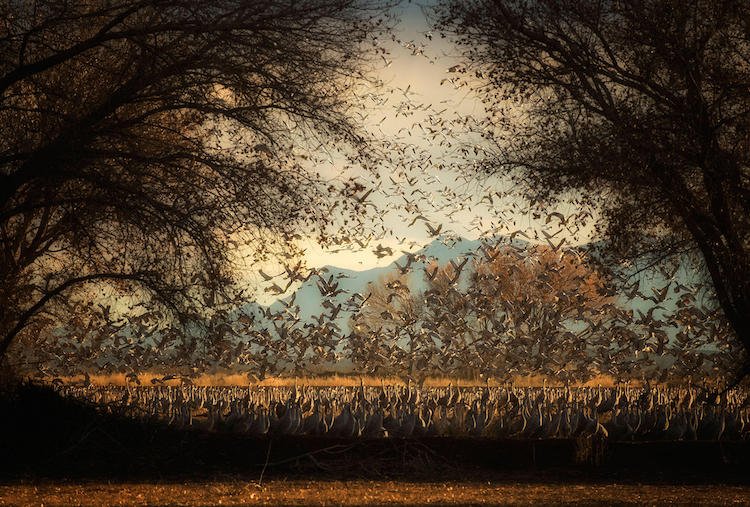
[41,371,636,388]
[255,374,407,387]
[50,373,405,387]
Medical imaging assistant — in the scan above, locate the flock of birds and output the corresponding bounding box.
[8,5,741,417]
[34,227,735,389]
[54,382,749,441]
[36,227,733,383]
[241,233,730,382]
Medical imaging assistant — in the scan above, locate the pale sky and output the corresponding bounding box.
[239,2,600,304]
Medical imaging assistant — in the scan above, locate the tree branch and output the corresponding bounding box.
[0,271,152,359]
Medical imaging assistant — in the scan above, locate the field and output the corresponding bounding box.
[2,382,750,506]
[45,372,629,388]
[3,479,750,506]
[51,380,749,441]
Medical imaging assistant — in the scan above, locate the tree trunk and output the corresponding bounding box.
[657,163,750,372]
[700,242,750,356]
[685,215,750,371]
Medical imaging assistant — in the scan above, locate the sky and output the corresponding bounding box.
[240,2,600,304]
[30,1,729,380]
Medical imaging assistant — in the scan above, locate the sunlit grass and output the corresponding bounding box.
[43,371,633,388]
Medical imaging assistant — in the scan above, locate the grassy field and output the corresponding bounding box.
[46,372,631,388]
[1,384,749,506]
[3,479,750,506]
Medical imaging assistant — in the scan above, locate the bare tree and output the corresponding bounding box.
[347,271,432,378]
[467,246,615,379]
[433,0,750,374]
[0,0,392,365]
[347,246,620,381]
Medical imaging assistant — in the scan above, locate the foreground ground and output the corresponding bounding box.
[2,479,750,506]
[2,385,750,506]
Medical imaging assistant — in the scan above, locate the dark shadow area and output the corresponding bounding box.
[1,384,748,485]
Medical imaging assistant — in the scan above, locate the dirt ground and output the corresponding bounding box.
[2,479,749,506]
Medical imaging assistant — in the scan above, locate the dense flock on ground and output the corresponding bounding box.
[55,382,748,441]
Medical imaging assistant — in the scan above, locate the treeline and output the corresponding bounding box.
[15,243,738,384]
[346,245,736,382]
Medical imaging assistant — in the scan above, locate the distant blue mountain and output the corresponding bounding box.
[96,235,712,376]
[234,235,709,344]
[241,235,535,335]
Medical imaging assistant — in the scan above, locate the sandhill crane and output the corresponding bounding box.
[51,382,748,442]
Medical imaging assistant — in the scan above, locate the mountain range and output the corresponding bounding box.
[241,235,701,339]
